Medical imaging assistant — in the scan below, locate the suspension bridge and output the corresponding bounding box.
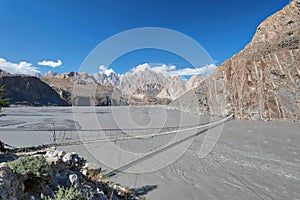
[0,114,234,153]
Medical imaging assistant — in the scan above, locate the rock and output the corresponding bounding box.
[68,174,79,187]
[0,163,18,200]
[57,151,66,158]
[94,71,120,86]
[62,153,72,164]
[97,190,109,200]
[119,65,188,103]
[44,70,59,77]
[1,151,140,200]
[83,162,98,170]
[172,0,300,121]
[61,152,85,171]
[166,76,187,99]
[156,87,171,99]
[187,75,207,89]
[82,169,88,176]
[119,67,166,97]
[45,147,59,158]
[0,74,68,106]
[0,69,9,75]
[45,156,60,165]
[41,72,128,106]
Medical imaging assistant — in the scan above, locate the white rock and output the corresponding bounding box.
[46,156,60,165]
[83,162,97,169]
[69,174,79,186]
[45,147,59,158]
[62,153,72,164]
[57,151,66,158]
[82,169,88,176]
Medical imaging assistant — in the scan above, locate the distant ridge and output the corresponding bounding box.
[0,72,68,106]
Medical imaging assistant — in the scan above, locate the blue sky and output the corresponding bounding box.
[0,0,290,76]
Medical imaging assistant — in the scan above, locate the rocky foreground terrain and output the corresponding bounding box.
[0,147,143,200]
[172,0,300,121]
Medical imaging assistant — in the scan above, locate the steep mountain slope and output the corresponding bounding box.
[172,0,300,121]
[41,72,128,106]
[94,72,120,86]
[0,73,68,106]
[118,67,188,103]
[119,68,166,97]
[166,76,187,100]
[186,75,206,89]
[44,70,59,77]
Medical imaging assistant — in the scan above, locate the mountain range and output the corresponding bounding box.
[41,65,194,104]
[0,0,299,121]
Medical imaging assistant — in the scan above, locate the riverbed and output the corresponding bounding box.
[0,106,299,200]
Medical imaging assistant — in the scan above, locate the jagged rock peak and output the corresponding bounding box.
[238,0,300,59]
[94,71,120,86]
[156,87,171,99]
[44,70,59,77]
[172,0,300,121]
[0,69,9,75]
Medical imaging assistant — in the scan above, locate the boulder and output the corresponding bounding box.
[0,163,18,200]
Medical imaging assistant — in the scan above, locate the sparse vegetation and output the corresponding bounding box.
[40,186,92,200]
[7,155,51,196]
[3,149,143,200]
[7,155,49,179]
[0,85,10,111]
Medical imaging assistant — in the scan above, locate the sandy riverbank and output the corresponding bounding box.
[1,106,299,199]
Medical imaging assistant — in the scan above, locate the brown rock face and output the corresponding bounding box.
[42,74,128,106]
[119,67,188,103]
[174,0,300,121]
[186,75,206,89]
[0,74,68,106]
[120,68,166,97]
[166,76,187,99]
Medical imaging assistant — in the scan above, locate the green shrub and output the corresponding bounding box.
[7,155,49,179]
[41,186,92,200]
[0,85,10,111]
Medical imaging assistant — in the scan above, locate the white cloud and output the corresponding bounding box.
[0,58,40,76]
[128,63,217,77]
[38,59,62,68]
[169,64,217,76]
[99,65,115,76]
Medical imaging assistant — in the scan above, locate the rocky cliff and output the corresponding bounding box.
[173,0,300,121]
[41,72,128,106]
[0,74,68,106]
[94,71,120,86]
[119,67,188,104]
